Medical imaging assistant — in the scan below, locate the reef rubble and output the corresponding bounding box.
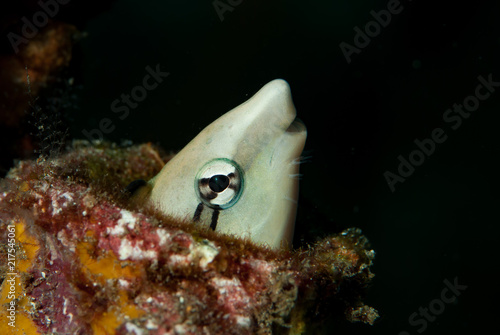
[0,141,378,334]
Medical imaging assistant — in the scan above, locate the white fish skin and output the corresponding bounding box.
[147,79,307,249]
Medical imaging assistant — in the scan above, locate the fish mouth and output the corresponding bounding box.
[268,116,306,168]
[285,117,306,134]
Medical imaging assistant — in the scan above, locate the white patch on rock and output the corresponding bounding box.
[51,191,74,215]
[119,209,136,229]
[145,319,158,330]
[60,192,73,204]
[82,193,96,209]
[211,277,240,290]
[118,239,157,261]
[51,196,62,214]
[62,298,74,323]
[168,254,191,266]
[156,228,170,246]
[125,322,144,335]
[209,277,253,329]
[63,297,68,315]
[174,324,187,334]
[236,315,251,328]
[250,259,274,276]
[191,241,219,269]
[118,279,130,288]
[107,209,137,236]
[39,182,49,193]
[211,277,247,297]
[57,230,76,252]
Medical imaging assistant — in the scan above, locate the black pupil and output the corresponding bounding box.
[209,175,230,193]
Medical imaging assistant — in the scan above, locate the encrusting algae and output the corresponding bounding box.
[0,141,378,334]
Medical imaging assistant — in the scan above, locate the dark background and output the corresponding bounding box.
[2,0,500,334]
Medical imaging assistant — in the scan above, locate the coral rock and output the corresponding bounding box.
[0,142,377,334]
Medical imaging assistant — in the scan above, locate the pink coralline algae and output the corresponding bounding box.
[0,141,378,334]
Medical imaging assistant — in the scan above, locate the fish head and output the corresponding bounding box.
[146,79,307,249]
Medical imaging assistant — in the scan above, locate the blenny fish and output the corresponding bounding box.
[131,79,306,249]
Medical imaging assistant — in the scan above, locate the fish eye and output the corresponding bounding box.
[209,175,229,192]
[196,158,243,209]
